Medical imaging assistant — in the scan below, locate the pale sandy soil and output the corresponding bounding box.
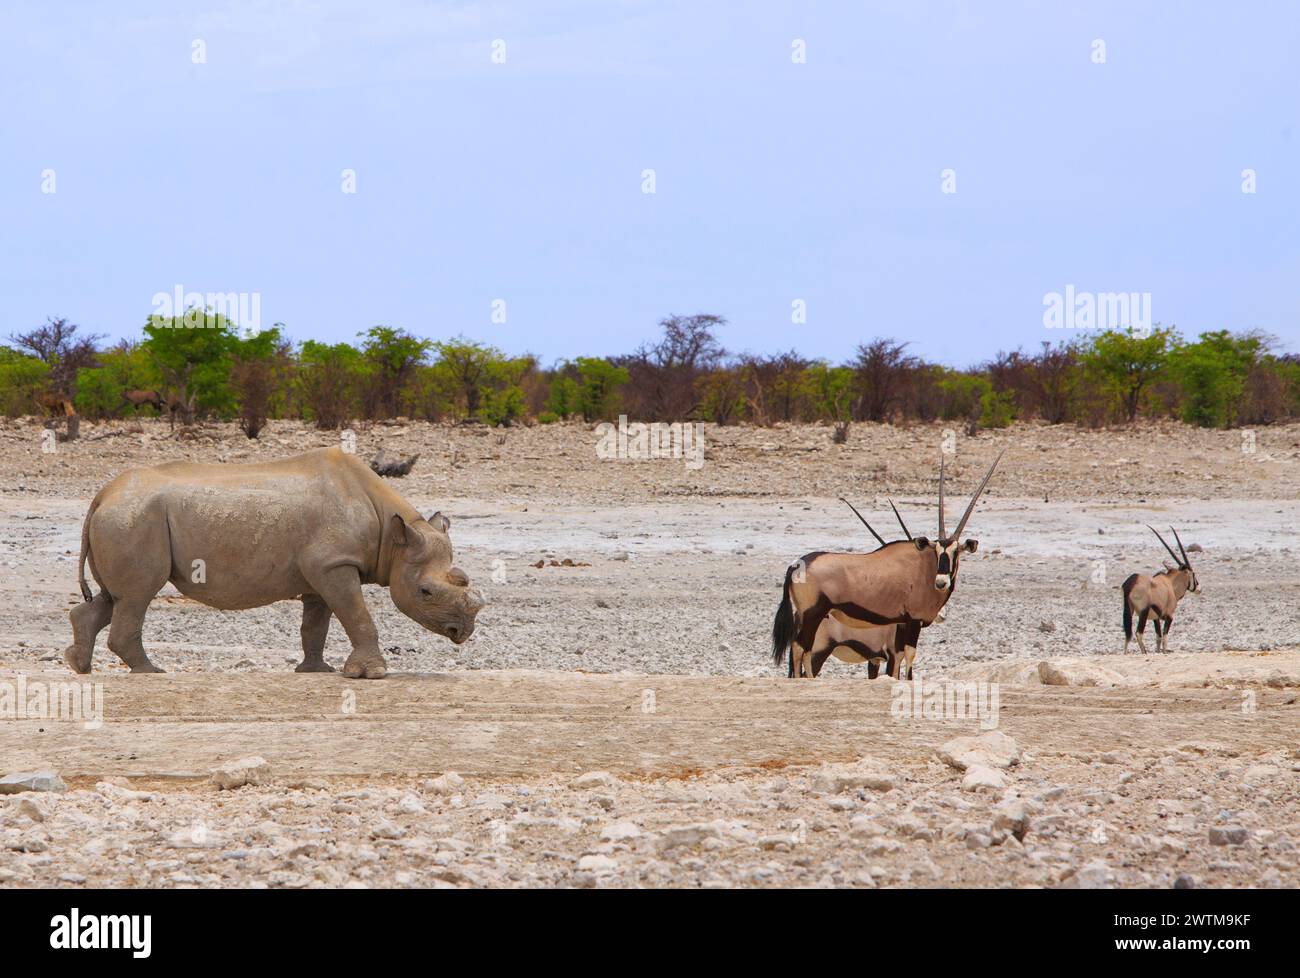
[0,418,1296,888]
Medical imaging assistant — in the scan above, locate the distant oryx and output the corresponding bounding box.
[772,452,1002,680]
[1121,526,1200,654]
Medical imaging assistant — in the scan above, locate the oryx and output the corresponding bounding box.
[797,498,941,680]
[1121,526,1200,654]
[772,452,1002,680]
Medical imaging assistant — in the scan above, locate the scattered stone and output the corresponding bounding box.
[1038,658,1125,687]
[427,772,465,795]
[210,757,271,790]
[1208,825,1250,846]
[812,760,897,794]
[992,800,1033,841]
[0,772,67,794]
[577,854,618,873]
[962,765,1007,793]
[1057,860,1114,889]
[571,771,619,790]
[600,821,642,842]
[1242,764,1279,783]
[938,730,1021,771]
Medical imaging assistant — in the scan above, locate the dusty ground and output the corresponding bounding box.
[0,417,1297,888]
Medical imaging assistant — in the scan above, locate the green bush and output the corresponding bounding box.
[0,349,49,416]
[75,345,159,417]
[1166,330,1261,428]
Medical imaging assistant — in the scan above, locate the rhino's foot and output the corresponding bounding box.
[63,645,92,675]
[342,654,387,680]
[128,660,165,674]
[295,659,337,674]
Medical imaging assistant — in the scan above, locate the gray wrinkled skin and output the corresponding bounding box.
[63,447,484,679]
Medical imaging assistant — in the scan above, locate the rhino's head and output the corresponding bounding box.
[387,512,485,645]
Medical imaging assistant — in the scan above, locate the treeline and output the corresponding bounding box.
[2,312,1297,438]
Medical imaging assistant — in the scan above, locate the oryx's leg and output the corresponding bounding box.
[810,650,831,678]
[1161,616,1173,653]
[295,593,336,672]
[793,606,826,680]
[1152,617,1164,654]
[899,621,921,682]
[867,660,880,679]
[1135,609,1150,655]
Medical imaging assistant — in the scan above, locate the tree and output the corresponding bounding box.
[1079,327,1174,423]
[480,353,537,427]
[0,347,50,416]
[1031,340,1079,424]
[230,327,291,438]
[574,357,629,421]
[7,317,103,399]
[297,340,369,429]
[74,340,159,417]
[141,312,239,425]
[615,314,727,419]
[801,362,856,439]
[431,338,501,419]
[1166,330,1262,428]
[853,339,916,422]
[359,326,430,419]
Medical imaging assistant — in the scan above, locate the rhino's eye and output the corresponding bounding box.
[420,586,432,597]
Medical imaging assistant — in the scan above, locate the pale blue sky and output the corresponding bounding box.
[2,1,1297,366]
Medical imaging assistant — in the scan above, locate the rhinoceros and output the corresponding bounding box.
[62,447,485,679]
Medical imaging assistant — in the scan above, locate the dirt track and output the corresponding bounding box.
[0,419,1297,887]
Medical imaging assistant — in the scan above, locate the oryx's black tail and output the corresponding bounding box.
[771,563,797,667]
[1121,573,1138,639]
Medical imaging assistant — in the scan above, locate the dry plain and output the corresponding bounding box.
[0,417,1296,888]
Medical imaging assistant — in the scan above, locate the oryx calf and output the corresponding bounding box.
[804,611,946,679]
[1122,525,1200,654]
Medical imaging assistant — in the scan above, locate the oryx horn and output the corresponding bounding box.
[1170,526,1193,570]
[839,497,887,548]
[951,449,1005,541]
[1146,525,1182,567]
[888,498,912,541]
[937,456,946,540]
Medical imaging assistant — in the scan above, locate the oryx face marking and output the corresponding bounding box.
[920,536,978,591]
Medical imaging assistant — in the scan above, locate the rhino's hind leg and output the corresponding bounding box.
[63,592,113,674]
[309,566,387,680]
[106,596,164,674]
[295,594,336,673]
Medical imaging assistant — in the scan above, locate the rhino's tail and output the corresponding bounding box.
[77,502,97,602]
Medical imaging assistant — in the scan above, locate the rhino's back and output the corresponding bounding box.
[94,447,380,547]
[88,449,384,607]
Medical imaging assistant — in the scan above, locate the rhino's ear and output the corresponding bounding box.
[390,513,415,546]
[427,511,451,533]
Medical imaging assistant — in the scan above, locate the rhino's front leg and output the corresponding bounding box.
[308,566,386,680]
[295,593,336,673]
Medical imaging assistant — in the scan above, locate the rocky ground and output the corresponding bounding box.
[0,417,1297,888]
